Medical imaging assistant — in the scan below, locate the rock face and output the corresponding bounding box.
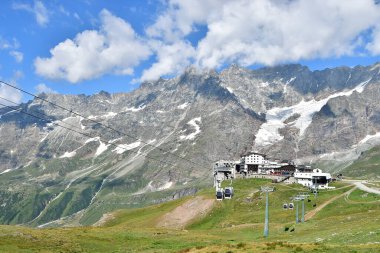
[1,63,380,226]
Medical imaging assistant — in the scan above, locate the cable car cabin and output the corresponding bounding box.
[289,203,294,209]
[224,187,234,199]
[216,189,224,201]
[283,203,288,209]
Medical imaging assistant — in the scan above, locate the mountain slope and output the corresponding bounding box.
[1,63,380,226]
[342,145,380,178]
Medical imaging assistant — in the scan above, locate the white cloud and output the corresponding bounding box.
[9,50,23,63]
[33,1,380,83]
[198,0,380,68]
[0,37,19,50]
[140,40,195,81]
[147,0,380,70]
[146,0,223,42]
[34,9,151,83]
[12,0,49,27]
[35,83,57,94]
[0,82,22,107]
[366,25,380,55]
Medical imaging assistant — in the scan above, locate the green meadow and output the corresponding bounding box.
[0,178,379,252]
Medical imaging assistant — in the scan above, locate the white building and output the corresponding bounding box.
[242,152,267,165]
[294,168,332,189]
[240,152,269,174]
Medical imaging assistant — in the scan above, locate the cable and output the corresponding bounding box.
[0,100,189,169]
[0,80,210,167]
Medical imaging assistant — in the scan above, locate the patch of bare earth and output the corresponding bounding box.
[156,196,215,229]
[93,213,115,227]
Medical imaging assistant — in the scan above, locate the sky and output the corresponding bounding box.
[1,0,380,104]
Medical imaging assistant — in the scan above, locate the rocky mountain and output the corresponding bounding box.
[1,63,380,227]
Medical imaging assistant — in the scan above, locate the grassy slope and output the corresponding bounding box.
[0,179,379,252]
[342,146,380,179]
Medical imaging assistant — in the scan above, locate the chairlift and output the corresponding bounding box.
[216,189,224,201]
[289,203,294,209]
[283,203,288,209]
[224,186,234,199]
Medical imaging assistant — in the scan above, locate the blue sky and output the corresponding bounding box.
[1,0,380,103]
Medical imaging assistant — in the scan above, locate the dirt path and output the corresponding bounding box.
[156,196,215,229]
[305,187,356,221]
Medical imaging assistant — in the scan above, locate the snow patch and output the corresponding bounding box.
[112,141,141,154]
[135,181,173,194]
[158,181,173,190]
[359,132,380,144]
[226,87,234,93]
[180,117,202,140]
[95,141,109,157]
[255,79,372,147]
[370,63,380,74]
[87,112,117,120]
[0,169,11,175]
[103,112,117,118]
[177,102,189,109]
[125,104,145,112]
[60,151,77,158]
[284,77,296,93]
[85,137,100,144]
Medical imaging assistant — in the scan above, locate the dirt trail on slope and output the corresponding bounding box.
[305,187,356,221]
[156,196,215,229]
[93,213,115,227]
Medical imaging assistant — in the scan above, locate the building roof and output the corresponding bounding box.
[241,151,267,157]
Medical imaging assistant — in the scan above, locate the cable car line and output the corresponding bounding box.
[0,100,187,169]
[0,80,209,168]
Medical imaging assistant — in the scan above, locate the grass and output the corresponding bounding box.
[348,189,380,203]
[343,146,380,179]
[0,178,379,252]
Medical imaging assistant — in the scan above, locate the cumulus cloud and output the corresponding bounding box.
[147,0,380,69]
[9,50,23,63]
[366,25,380,55]
[12,0,49,27]
[0,82,22,107]
[146,0,223,42]
[34,1,380,83]
[34,9,151,83]
[140,40,195,81]
[35,83,57,94]
[197,0,380,68]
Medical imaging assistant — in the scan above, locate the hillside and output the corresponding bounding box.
[1,63,380,226]
[342,145,380,179]
[0,179,379,252]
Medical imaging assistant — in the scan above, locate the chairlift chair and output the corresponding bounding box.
[216,189,224,201]
[283,203,288,209]
[224,186,234,199]
[289,203,294,209]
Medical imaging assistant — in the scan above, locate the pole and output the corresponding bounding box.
[301,199,305,223]
[296,201,299,224]
[264,191,269,237]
